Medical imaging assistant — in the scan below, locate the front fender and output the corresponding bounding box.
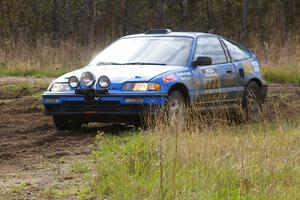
[151,70,193,95]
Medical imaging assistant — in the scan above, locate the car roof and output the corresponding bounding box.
[122,32,219,39]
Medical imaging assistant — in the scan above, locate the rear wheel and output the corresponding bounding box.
[242,81,263,122]
[53,116,82,131]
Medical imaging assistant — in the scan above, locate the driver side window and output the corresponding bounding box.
[194,37,227,65]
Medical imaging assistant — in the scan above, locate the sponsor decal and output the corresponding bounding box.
[244,61,254,74]
[180,75,192,81]
[162,74,177,83]
[201,86,244,94]
[251,61,260,72]
[202,67,219,79]
[176,71,192,81]
[176,71,190,77]
[201,67,220,89]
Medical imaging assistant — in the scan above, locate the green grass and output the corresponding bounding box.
[79,120,300,200]
[42,186,79,199]
[263,66,300,84]
[72,162,91,174]
[1,83,42,92]
[10,182,30,195]
[0,83,48,98]
[0,67,69,78]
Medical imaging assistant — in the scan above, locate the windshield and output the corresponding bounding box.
[89,37,193,66]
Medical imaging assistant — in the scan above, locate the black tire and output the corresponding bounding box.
[53,116,82,131]
[167,91,186,127]
[242,81,263,122]
[132,119,148,129]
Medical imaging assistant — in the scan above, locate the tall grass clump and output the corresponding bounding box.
[249,33,300,84]
[80,98,300,199]
[0,39,102,77]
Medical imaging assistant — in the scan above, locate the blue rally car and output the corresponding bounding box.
[43,29,267,130]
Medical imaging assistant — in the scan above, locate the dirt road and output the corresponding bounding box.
[0,77,299,199]
[0,77,136,199]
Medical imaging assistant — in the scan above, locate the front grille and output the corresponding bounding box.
[63,101,121,113]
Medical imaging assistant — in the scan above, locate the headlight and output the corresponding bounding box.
[98,76,110,88]
[68,76,79,88]
[122,82,161,91]
[81,71,95,87]
[50,83,71,92]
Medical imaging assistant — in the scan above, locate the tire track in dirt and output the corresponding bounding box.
[0,77,134,199]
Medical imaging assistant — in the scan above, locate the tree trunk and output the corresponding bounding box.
[86,0,95,48]
[121,0,128,35]
[155,0,164,28]
[51,0,60,46]
[207,0,213,31]
[64,0,73,40]
[242,0,249,39]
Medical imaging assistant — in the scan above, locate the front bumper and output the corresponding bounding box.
[42,93,167,121]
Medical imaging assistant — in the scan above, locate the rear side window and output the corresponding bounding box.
[222,39,251,61]
[194,37,227,64]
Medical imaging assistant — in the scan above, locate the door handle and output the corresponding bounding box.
[226,68,233,73]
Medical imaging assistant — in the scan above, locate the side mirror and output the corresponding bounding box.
[192,56,212,66]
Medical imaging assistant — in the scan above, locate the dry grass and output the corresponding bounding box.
[80,97,300,199]
[0,40,102,77]
[249,34,300,67]
[249,34,300,83]
[0,36,300,83]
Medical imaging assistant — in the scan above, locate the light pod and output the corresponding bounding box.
[98,76,110,88]
[81,71,95,87]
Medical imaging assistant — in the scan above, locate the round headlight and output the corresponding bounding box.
[68,76,79,88]
[98,76,110,88]
[81,71,95,87]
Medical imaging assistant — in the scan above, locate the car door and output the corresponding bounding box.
[220,38,253,99]
[192,36,240,104]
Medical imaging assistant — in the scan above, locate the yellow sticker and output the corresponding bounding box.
[244,62,253,74]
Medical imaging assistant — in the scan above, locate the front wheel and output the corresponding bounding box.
[167,91,187,128]
[53,116,82,131]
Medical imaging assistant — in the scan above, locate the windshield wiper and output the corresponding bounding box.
[96,62,124,66]
[123,62,167,65]
[96,61,167,66]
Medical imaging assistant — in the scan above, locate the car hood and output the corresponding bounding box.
[53,65,187,83]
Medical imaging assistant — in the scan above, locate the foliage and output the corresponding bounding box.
[0,0,299,45]
[42,186,79,199]
[80,120,300,199]
[0,67,68,78]
[10,182,30,195]
[0,1,299,83]
[263,66,300,84]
